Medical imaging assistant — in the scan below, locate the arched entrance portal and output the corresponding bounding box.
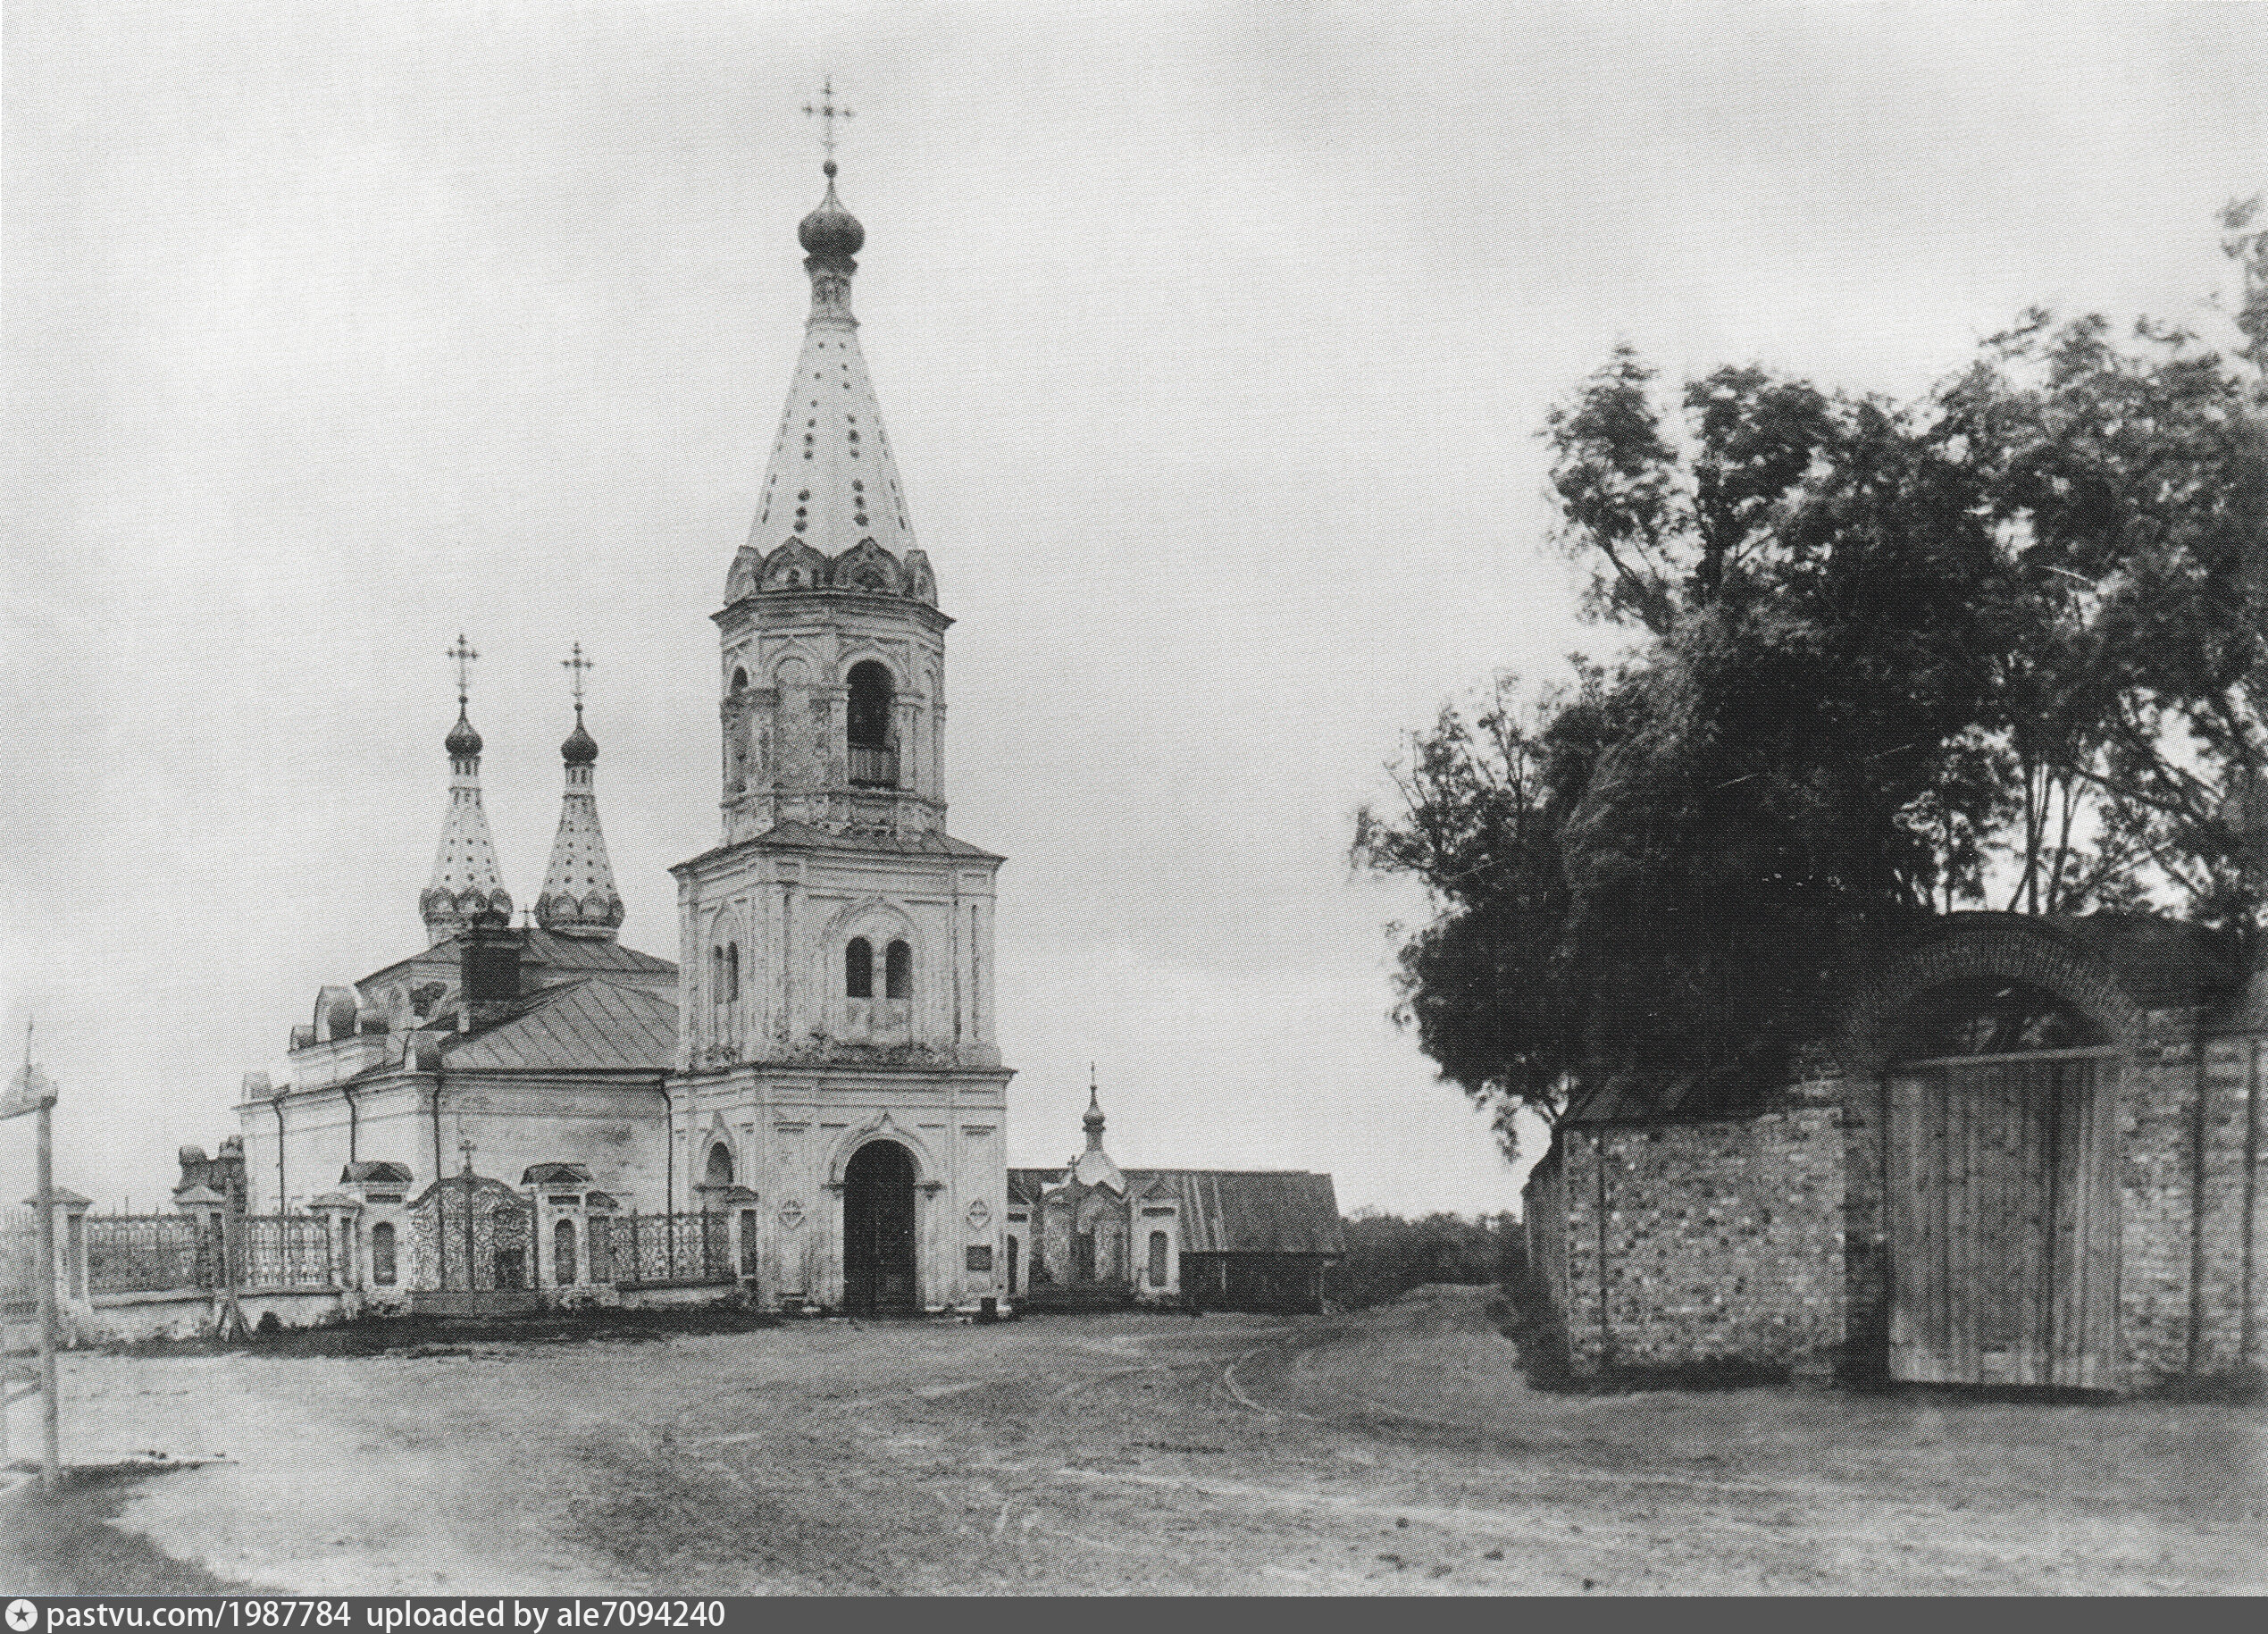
[843,1140,918,1314]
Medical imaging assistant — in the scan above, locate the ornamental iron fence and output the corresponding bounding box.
[76,1212,339,1295]
[605,1211,735,1286]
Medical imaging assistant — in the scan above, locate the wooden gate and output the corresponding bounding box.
[1884,1048,2117,1387]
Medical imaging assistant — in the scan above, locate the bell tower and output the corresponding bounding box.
[668,113,1011,1316]
[715,151,945,847]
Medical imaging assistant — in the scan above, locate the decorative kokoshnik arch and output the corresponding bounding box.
[824,1110,942,1188]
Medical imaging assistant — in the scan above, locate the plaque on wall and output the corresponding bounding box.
[966,1198,992,1230]
[778,1200,806,1229]
[965,1244,993,1272]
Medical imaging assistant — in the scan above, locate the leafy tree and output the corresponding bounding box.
[1331,1209,1525,1309]
[1360,207,2267,1148]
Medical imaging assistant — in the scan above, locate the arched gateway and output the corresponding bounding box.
[1879,978,2121,1387]
[843,1140,918,1315]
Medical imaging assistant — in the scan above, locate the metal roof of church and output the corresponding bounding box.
[444,976,676,1073]
[357,927,675,992]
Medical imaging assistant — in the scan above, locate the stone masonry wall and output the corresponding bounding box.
[1554,1109,1845,1377]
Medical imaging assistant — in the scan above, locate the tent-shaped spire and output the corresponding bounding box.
[419,633,512,944]
[727,155,934,606]
[535,644,625,941]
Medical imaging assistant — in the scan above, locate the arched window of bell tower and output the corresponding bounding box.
[846,659,898,788]
[845,936,874,998]
[884,938,911,1001]
[730,666,749,694]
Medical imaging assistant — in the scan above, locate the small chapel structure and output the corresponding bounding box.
[1006,1083,1345,1314]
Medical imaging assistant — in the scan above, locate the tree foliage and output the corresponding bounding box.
[1330,1210,1525,1310]
[1359,207,2267,1146]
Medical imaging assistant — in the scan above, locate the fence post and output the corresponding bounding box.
[309,1194,363,1295]
[46,1191,90,1336]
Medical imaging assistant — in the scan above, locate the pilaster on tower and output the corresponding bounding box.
[535,643,626,941]
[419,633,513,944]
[715,155,950,845]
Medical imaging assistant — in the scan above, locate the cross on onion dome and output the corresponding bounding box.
[804,77,854,161]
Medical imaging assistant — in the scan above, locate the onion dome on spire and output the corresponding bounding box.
[535,644,625,941]
[421,634,513,945]
[798,162,865,260]
[1071,1068,1123,1192]
[445,706,483,759]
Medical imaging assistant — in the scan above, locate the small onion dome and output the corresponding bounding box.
[561,713,598,767]
[445,707,482,758]
[798,163,865,259]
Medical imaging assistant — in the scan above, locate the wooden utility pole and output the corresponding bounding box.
[6,1038,63,1489]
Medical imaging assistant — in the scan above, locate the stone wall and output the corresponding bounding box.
[1540,1108,1845,1377]
[2117,1024,2265,1384]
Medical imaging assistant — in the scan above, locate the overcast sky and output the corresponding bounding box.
[5,0,2264,1216]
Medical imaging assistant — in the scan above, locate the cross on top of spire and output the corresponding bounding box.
[805,77,854,163]
[563,642,593,712]
[447,633,479,705]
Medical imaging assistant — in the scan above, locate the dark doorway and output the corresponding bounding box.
[844,1140,918,1314]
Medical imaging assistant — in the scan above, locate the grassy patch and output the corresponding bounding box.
[99,1303,781,1360]
[0,1466,264,1595]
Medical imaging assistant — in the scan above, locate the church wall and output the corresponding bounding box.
[1135,1200,1181,1301]
[243,1074,669,1214]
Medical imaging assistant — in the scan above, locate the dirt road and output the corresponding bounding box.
[4,1287,2262,1594]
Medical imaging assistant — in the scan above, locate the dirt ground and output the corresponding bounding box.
[3,1286,2262,1595]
